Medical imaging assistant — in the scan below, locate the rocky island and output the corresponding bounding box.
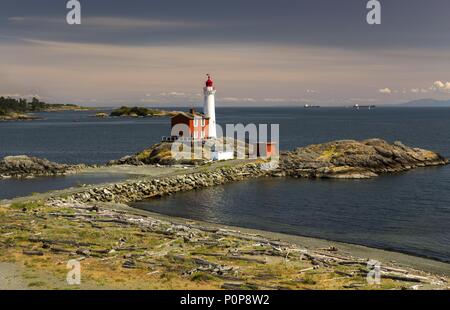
[110,106,181,118]
[272,138,449,179]
[108,138,448,179]
[0,112,41,121]
[1,139,447,181]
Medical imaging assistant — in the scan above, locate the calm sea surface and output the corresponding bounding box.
[1,107,449,261]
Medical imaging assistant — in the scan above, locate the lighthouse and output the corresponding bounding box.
[203,74,217,138]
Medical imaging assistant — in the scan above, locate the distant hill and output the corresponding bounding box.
[400,98,450,107]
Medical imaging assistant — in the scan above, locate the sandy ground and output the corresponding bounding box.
[0,263,27,290]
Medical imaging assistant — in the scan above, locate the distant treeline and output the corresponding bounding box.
[0,97,78,115]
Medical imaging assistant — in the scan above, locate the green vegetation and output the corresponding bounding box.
[190,272,216,282]
[110,106,178,117]
[0,96,82,116]
[28,281,47,288]
[9,201,44,211]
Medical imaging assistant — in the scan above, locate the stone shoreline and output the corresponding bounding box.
[62,162,265,204]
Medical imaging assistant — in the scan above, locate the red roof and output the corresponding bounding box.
[171,112,209,120]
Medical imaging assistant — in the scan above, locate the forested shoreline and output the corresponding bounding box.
[0,97,87,119]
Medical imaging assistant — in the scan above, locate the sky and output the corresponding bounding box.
[0,0,450,107]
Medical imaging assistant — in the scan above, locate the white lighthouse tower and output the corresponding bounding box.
[203,74,217,138]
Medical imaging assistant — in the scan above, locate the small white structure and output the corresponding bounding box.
[203,74,217,138]
[211,151,234,161]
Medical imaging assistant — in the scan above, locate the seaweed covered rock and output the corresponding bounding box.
[273,139,448,179]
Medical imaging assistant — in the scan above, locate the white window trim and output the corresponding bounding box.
[193,119,199,127]
[201,118,206,127]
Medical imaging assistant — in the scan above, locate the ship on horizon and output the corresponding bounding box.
[304,104,321,108]
[353,104,376,110]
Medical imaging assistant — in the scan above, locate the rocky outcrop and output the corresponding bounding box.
[110,138,448,180]
[0,155,80,179]
[110,106,180,117]
[2,139,446,182]
[108,142,185,166]
[95,112,109,118]
[64,163,265,204]
[108,138,249,166]
[273,139,448,179]
[0,113,41,121]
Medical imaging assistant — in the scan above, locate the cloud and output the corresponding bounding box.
[348,98,378,103]
[140,98,159,103]
[8,16,204,29]
[159,92,186,97]
[410,88,428,94]
[379,88,392,94]
[84,17,204,29]
[2,36,450,106]
[431,80,450,92]
[263,98,289,103]
[221,97,256,103]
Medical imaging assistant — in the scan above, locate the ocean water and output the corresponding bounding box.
[0,173,135,200]
[1,107,450,261]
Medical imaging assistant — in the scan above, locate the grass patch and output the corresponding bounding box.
[190,272,215,282]
[9,201,44,211]
[299,275,317,285]
[28,281,47,288]
[319,146,341,161]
